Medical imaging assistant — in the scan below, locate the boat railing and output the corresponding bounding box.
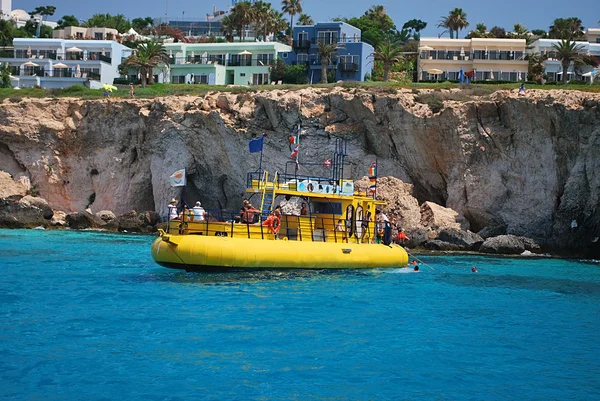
[168,208,356,243]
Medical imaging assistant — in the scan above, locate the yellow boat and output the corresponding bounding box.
[151,140,408,271]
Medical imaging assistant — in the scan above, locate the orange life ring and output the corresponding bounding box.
[264,215,280,234]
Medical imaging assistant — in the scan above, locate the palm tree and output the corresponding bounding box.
[316,40,341,83]
[551,39,587,83]
[0,19,15,46]
[297,13,314,26]
[264,10,288,39]
[466,22,487,38]
[124,41,168,87]
[221,15,235,42]
[371,37,404,82]
[281,0,302,34]
[230,1,254,41]
[437,16,454,39]
[252,1,271,40]
[448,8,469,39]
[549,17,584,40]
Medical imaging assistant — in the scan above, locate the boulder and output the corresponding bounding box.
[519,236,542,253]
[66,212,106,230]
[404,227,429,248]
[423,240,463,251]
[0,171,27,198]
[116,210,159,233]
[50,210,67,226]
[96,210,116,224]
[0,198,47,228]
[437,228,484,251]
[479,235,526,255]
[420,201,461,231]
[354,176,421,229]
[20,196,53,220]
[477,224,507,239]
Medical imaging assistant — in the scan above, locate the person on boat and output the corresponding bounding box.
[375,210,385,243]
[361,211,372,243]
[241,202,259,224]
[300,202,309,216]
[262,211,281,238]
[168,198,179,221]
[273,205,282,217]
[396,228,409,244]
[192,201,205,222]
[335,219,346,241]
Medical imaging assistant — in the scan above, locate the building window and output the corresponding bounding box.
[252,73,269,85]
[172,75,186,84]
[194,74,208,84]
[298,32,308,42]
[240,73,246,77]
[596,38,600,43]
[257,53,274,65]
[280,52,288,59]
[94,32,103,40]
[317,31,339,45]
[297,53,308,63]
[76,33,84,39]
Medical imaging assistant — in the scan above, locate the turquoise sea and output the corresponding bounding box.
[1,229,599,401]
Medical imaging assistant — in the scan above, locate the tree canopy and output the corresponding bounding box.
[83,14,131,33]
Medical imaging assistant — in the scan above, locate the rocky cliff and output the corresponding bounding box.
[1,87,599,255]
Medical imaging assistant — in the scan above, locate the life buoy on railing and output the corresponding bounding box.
[262,215,281,234]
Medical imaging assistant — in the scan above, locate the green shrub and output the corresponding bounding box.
[416,93,444,113]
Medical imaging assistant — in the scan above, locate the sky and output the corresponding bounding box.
[12,0,600,38]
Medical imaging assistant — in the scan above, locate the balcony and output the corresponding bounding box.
[293,40,311,49]
[169,57,273,67]
[339,62,358,72]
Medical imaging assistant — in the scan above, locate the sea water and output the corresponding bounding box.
[1,229,599,401]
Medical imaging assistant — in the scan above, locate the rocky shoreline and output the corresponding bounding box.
[1,88,599,257]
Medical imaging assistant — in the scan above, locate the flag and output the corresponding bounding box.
[248,136,264,153]
[368,161,377,177]
[290,127,300,159]
[169,169,186,187]
[323,158,332,168]
[368,176,377,195]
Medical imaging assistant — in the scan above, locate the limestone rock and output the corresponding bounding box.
[436,228,484,250]
[477,224,507,239]
[96,210,116,223]
[404,227,429,248]
[479,235,526,255]
[420,202,461,230]
[20,195,53,220]
[0,171,27,198]
[116,210,158,233]
[66,212,105,230]
[0,198,47,228]
[50,210,67,226]
[354,176,421,229]
[423,240,464,251]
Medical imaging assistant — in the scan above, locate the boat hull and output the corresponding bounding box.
[151,235,408,271]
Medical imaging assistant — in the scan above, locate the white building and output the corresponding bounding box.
[0,38,133,88]
[1,1,57,29]
[529,36,600,83]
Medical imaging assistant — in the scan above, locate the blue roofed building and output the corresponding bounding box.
[288,21,373,83]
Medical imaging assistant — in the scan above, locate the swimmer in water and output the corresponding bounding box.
[472,266,478,273]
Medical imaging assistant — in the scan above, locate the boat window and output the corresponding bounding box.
[311,201,342,215]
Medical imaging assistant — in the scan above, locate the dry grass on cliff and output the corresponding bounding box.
[1,81,599,102]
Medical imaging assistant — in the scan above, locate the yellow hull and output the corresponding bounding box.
[151,235,408,271]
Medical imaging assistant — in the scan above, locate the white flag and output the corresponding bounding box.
[169,169,186,187]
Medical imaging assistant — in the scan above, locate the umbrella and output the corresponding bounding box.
[169,49,173,57]
[460,47,465,57]
[102,84,118,92]
[101,48,106,56]
[53,63,68,68]
[76,64,81,78]
[489,70,495,80]
[27,46,31,57]
[459,67,464,84]
[9,75,19,81]
[582,72,593,77]
[427,68,443,75]
[67,46,83,52]
[419,45,434,51]
[23,61,38,67]
[238,50,252,55]
[191,51,195,58]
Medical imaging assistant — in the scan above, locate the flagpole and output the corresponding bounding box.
[259,147,264,173]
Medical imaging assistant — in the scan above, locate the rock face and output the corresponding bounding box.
[479,235,526,255]
[0,89,598,255]
[420,201,461,231]
[0,198,48,228]
[0,171,27,198]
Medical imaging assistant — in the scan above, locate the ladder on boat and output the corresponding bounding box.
[259,171,277,221]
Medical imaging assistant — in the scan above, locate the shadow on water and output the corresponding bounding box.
[440,273,600,296]
[123,268,377,285]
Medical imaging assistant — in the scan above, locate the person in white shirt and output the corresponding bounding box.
[168,198,179,221]
[192,201,205,222]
